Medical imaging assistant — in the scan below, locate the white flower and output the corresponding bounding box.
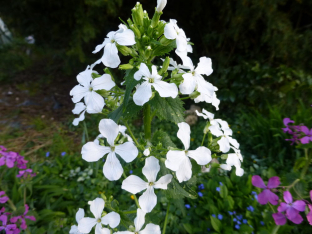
[78,198,120,234]
[179,57,213,95]
[143,148,150,156]
[194,87,220,111]
[133,63,178,106]
[156,0,167,12]
[70,208,85,234]
[165,122,212,182]
[72,102,86,126]
[93,24,136,68]
[114,208,160,234]
[81,119,138,181]
[122,156,172,213]
[70,68,115,113]
[165,58,190,73]
[118,125,133,142]
[195,109,228,131]
[164,19,188,54]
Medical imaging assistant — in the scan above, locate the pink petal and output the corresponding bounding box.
[272,213,287,226]
[300,136,310,144]
[283,118,294,126]
[258,189,278,205]
[301,126,310,135]
[0,196,9,204]
[285,206,299,220]
[24,204,29,215]
[252,175,266,189]
[267,176,280,189]
[268,190,279,205]
[283,191,293,204]
[310,190,312,202]
[25,215,36,221]
[307,209,312,225]
[277,203,288,213]
[287,212,303,224]
[293,200,306,212]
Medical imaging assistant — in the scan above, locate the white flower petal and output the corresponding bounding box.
[203,109,214,119]
[73,110,86,126]
[235,166,244,176]
[102,43,120,68]
[228,137,240,149]
[70,85,89,103]
[164,23,177,40]
[134,208,145,232]
[77,69,93,87]
[165,150,186,171]
[69,225,82,234]
[93,38,110,54]
[92,74,115,91]
[209,125,223,137]
[176,35,188,52]
[122,175,148,194]
[179,73,196,94]
[90,198,105,219]
[176,157,192,182]
[133,82,152,106]
[156,0,167,12]
[134,63,151,81]
[115,142,138,163]
[142,156,160,182]
[212,92,220,110]
[81,142,110,162]
[84,91,105,114]
[215,119,229,130]
[95,223,103,234]
[103,152,123,181]
[114,29,136,46]
[223,128,233,136]
[72,102,86,114]
[218,137,230,153]
[226,153,241,167]
[78,217,96,233]
[153,80,178,98]
[139,187,157,213]
[177,122,191,150]
[76,208,85,223]
[143,148,150,156]
[176,53,193,69]
[140,223,161,234]
[220,164,231,171]
[187,146,212,165]
[195,57,213,76]
[98,227,111,234]
[101,211,120,228]
[114,232,133,234]
[99,119,119,146]
[154,174,172,190]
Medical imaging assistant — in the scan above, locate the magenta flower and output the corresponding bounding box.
[277,191,305,224]
[282,118,295,133]
[16,169,36,178]
[0,151,17,168]
[0,191,9,204]
[272,212,287,225]
[0,215,19,234]
[307,191,312,225]
[10,204,36,230]
[300,126,312,144]
[252,175,280,205]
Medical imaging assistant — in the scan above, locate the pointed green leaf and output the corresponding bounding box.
[210,216,221,233]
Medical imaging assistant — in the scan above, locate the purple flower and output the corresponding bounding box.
[247,205,254,212]
[45,152,50,157]
[0,191,8,204]
[300,126,312,144]
[282,118,295,133]
[235,224,240,229]
[10,204,36,230]
[185,204,191,209]
[277,191,305,224]
[0,215,18,234]
[198,192,203,197]
[16,169,36,178]
[252,175,280,205]
[260,221,264,226]
[211,214,216,218]
[129,170,133,174]
[272,212,287,225]
[307,191,312,225]
[198,183,204,190]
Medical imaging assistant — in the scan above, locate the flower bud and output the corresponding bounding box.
[171,73,183,82]
[116,44,132,56]
[159,36,173,46]
[119,64,134,70]
[158,56,170,75]
[142,34,150,43]
[143,148,150,156]
[156,20,166,36]
[203,124,210,134]
[156,0,167,12]
[131,3,144,26]
[144,46,152,59]
[129,24,141,39]
[151,11,162,28]
[190,91,200,99]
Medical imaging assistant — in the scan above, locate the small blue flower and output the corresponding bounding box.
[198,192,203,197]
[233,218,237,222]
[233,211,236,214]
[248,205,254,212]
[129,170,133,174]
[237,214,243,220]
[251,191,258,200]
[243,219,248,224]
[219,182,223,186]
[237,221,241,225]
[61,152,66,156]
[46,152,50,157]
[260,221,265,226]
[216,187,221,192]
[211,214,216,218]
[185,204,191,209]
[235,224,240,230]
[198,183,205,190]
[218,214,223,220]
[228,211,233,215]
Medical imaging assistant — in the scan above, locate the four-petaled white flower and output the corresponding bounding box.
[165,58,190,74]
[72,102,86,126]
[93,24,136,68]
[70,68,115,113]
[122,156,172,213]
[78,198,120,234]
[133,63,178,106]
[220,147,244,176]
[81,119,138,181]
[194,88,220,111]
[196,109,228,130]
[114,208,160,234]
[70,208,85,234]
[165,122,212,182]
[156,0,167,12]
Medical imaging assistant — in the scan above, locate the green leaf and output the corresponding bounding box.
[220,185,228,198]
[152,130,176,148]
[150,93,184,124]
[152,40,176,57]
[166,179,197,199]
[124,99,143,119]
[108,103,124,123]
[210,216,221,233]
[123,68,139,110]
[224,195,234,210]
[294,157,307,171]
[183,223,193,234]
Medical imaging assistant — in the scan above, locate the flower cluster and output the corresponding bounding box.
[282,118,312,145]
[69,0,245,232]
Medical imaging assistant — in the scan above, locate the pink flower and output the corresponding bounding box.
[0,151,17,168]
[0,215,19,234]
[282,118,295,133]
[10,204,36,230]
[307,191,312,225]
[16,169,36,178]
[277,191,305,224]
[300,126,312,144]
[272,212,287,225]
[252,175,280,205]
[0,191,9,204]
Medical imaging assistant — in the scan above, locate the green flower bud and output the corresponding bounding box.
[144,46,152,59]
[116,44,132,56]
[156,20,166,36]
[171,73,183,82]
[158,56,170,75]
[159,36,173,46]
[147,25,154,37]
[143,17,151,31]
[151,10,163,28]
[221,154,228,160]
[190,90,200,99]
[129,24,141,39]
[131,3,143,27]
[119,64,134,70]
[142,34,150,44]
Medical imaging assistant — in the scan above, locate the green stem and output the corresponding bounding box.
[162,203,170,234]
[272,225,280,234]
[201,134,206,146]
[123,210,137,214]
[24,187,26,205]
[123,120,140,147]
[180,96,190,100]
[300,149,311,179]
[143,104,152,140]
[83,121,89,143]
